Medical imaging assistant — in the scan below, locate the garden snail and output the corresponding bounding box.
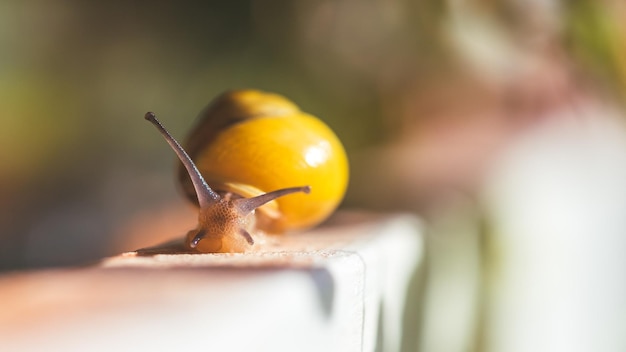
[145,89,349,253]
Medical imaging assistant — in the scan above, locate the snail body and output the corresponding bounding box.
[146,89,348,253]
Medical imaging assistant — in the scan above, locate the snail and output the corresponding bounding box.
[145,89,349,253]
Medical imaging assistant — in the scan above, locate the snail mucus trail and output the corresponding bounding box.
[144,112,311,252]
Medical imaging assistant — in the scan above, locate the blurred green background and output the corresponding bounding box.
[1,0,625,271]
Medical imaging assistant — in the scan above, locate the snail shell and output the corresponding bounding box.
[178,89,349,234]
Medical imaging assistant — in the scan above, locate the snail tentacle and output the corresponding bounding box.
[189,229,206,249]
[239,229,254,245]
[145,112,221,208]
[234,186,311,215]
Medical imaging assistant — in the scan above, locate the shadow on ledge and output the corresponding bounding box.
[134,238,196,256]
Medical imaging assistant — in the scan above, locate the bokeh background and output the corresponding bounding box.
[4,0,625,270]
[0,0,623,263]
[3,1,626,351]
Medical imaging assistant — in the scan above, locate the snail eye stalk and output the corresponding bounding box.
[234,186,311,215]
[144,112,221,208]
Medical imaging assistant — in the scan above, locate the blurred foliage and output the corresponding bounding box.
[565,0,626,98]
[0,0,625,271]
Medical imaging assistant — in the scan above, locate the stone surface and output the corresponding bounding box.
[0,212,423,352]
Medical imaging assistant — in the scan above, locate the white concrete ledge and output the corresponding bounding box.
[0,212,423,352]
